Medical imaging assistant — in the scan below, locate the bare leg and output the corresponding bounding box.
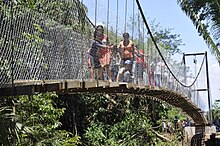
[90,68,94,80]
[98,67,104,80]
[106,65,112,82]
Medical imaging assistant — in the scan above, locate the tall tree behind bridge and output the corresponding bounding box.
[13,0,92,34]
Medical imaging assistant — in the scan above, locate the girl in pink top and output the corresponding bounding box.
[96,25,113,81]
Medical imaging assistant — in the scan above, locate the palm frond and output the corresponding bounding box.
[177,0,220,63]
[0,106,19,145]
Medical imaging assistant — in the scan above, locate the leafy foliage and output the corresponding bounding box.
[85,113,154,146]
[177,0,220,63]
[60,93,185,145]
[212,101,220,124]
[0,106,18,145]
[15,93,81,146]
[152,27,182,55]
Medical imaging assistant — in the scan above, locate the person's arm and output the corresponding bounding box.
[96,41,114,49]
[116,73,122,82]
[108,44,114,49]
[134,50,141,58]
[95,41,107,48]
[130,42,139,57]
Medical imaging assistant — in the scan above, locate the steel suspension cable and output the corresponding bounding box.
[106,0,110,38]
[132,0,135,41]
[115,0,119,45]
[85,15,95,28]
[131,0,136,62]
[135,0,205,88]
[142,20,144,52]
[124,0,128,32]
[95,0,97,27]
[80,1,95,28]
[138,12,141,48]
[188,55,206,86]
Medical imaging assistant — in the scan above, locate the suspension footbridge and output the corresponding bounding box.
[0,0,214,142]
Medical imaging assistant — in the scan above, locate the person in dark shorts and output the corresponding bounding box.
[89,31,112,80]
[118,33,135,67]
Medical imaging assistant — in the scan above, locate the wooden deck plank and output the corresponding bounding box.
[65,80,82,90]
[109,82,119,87]
[97,80,110,88]
[126,83,136,89]
[84,80,98,88]
[14,80,42,86]
[41,82,63,92]
[0,85,36,96]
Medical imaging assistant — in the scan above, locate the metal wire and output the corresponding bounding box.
[0,1,93,88]
[115,0,119,45]
[95,0,97,27]
[124,0,127,33]
[106,0,110,38]
[132,0,135,42]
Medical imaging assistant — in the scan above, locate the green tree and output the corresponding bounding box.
[78,93,186,145]
[15,93,81,146]
[177,0,220,63]
[212,100,220,124]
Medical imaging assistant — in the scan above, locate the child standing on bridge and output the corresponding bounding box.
[89,26,113,80]
[89,31,102,79]
[96,25,113,81]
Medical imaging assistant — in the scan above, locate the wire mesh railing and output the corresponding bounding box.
[0,1,93,88]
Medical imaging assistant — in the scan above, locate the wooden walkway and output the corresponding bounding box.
[0,79,208,125]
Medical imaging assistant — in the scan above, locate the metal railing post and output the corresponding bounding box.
[205,51,212,123]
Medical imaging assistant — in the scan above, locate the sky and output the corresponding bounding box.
[82,0,220,110]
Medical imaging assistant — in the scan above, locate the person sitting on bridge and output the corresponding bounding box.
[116,60,133,83]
